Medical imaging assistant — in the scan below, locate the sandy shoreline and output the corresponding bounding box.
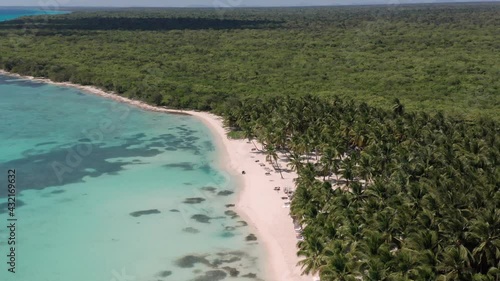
[0,70,192,115]
[0,70,309,281]
[181,111,309,281]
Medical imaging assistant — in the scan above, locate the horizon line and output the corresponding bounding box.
[1,0,500,9]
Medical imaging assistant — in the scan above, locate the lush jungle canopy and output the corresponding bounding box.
[0,5,499,280]
[0,3,499,120]
[222,94,499,281]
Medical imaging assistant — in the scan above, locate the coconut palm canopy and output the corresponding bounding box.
[220,94,499,281]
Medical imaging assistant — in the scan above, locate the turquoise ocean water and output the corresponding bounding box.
[0,76,265,280]
[0,8,68,22]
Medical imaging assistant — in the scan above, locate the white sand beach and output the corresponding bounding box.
[182,111,310,281]
[0,69,310,281]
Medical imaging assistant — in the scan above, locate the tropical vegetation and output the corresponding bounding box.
[221,95,499,280]
[0,5,498,279]
[0,4,499,120]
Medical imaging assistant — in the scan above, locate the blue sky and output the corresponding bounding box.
[0,0,497,7]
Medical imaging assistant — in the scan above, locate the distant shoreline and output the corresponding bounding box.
[0,69,310,281]
[0,9,70,22]
[0,70,191,115]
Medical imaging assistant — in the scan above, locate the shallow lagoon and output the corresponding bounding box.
[0,75,265,281]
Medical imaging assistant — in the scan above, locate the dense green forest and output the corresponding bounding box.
[0,4,499,120]
[221,94,499,280]
[0,5,498,280]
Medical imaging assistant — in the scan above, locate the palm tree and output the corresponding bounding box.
[241,123,262,151]
[320,147,336,180]
[437,245,474,281]
[287,151,303,172]
[466,208,500,274]
[265,145,283,179]
[339,157,355,187]
[320,242,360,281]
[357,152,375,187]
[297,232,327,275]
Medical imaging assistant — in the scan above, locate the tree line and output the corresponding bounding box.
[0,4,499,120]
